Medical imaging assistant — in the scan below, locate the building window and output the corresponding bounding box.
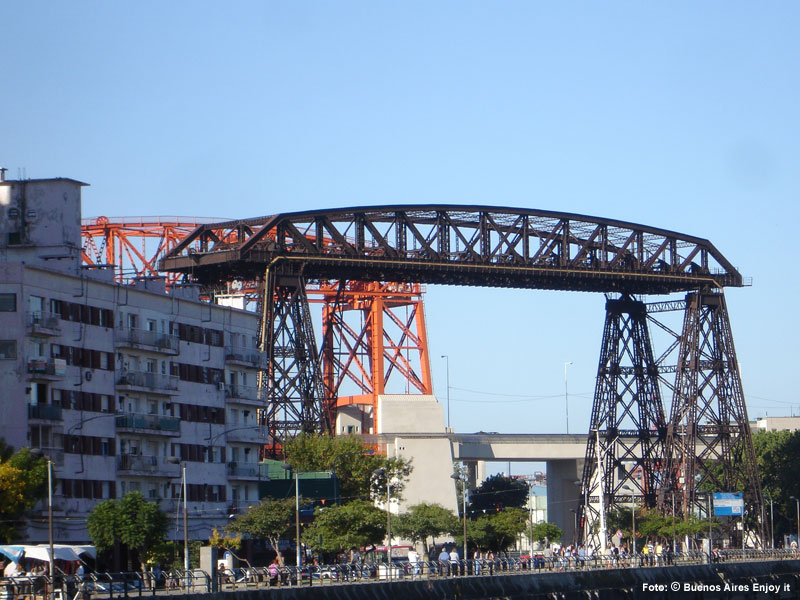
[0,294,16,312]
[0,340,17,359]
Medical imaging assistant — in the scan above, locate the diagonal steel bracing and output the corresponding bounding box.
[658,291,764,544]
[579,295,668,548]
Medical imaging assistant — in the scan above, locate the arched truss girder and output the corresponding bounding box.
[161,206,742,294]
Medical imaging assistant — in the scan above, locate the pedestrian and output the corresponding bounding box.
[473,549,482,576]
[408,548,420,576]
[449,546,460,576]
[268,559,279,586]
[438,547,450,576]
[486,550,495,575]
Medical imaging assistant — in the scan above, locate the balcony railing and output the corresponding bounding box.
[225,346,268,369]
[227,462,260,478]
[117,454,180,475]
[27,358,67,376]
[27,311,61,335]
[116,328,179,354]
[117,370,179,392]
[225,426,265,444]
[116,412,181,433]
[225,384,261,402]
[32,447,64,466]
[28,403,63,421]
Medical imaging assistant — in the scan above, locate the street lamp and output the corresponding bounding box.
[373,468,392,577]
[570,509,578,546]
[765,494,774,550]
[165,457,189,572]
[31,449,54,596]
[790,496,800,548]
[441,355,450,430]
[564,362,573,434]
[282,463,302,567]
[451,473,468,563]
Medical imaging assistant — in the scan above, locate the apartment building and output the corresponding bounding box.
[0,175,265,543]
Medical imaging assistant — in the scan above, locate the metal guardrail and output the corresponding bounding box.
[2,550,797,598]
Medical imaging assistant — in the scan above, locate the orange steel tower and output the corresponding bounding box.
[319,280,432,434]
[80,217,434,438]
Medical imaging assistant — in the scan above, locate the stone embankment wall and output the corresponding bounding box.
[174,559,800,599]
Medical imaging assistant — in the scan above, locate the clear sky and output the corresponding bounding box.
[2,2,800,464]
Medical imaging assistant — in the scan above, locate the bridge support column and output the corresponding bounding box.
[659,291,764,545]
[578,294,668,550]
[546,459,583,547]
[259,269,330,457]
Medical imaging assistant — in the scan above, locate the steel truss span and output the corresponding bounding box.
[160,206,742,294]
[154,205,762,542]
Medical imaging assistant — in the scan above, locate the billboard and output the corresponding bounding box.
[713,492,744,516]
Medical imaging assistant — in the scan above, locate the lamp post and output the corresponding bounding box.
[564,362,573,434]
[166,457,189,572]
[766,494,774,550]
[631,503,636,556]
[671,491,677,554]
[31,449,55,596]
[451,473,468,563]
[282,463,302,567]
[790,496,800,548]
[441,355,450,430]
[570,509,578,546]
[708,495,713,563]
[373,468,392,578]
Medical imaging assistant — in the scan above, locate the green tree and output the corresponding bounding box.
[753,429,800,541]
[467,474,529,517]
[0,444,48,543]
[86,492,168,570]
[302,500,386,557]
[606,505,712,550]
[227,497,297,565]
[283,433,412,503]
[393,503,459,557]
[528,521,563,546]
[369,456,412,504]
[468,508,528,552]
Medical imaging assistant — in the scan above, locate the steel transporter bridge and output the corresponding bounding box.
[83,206,763,546]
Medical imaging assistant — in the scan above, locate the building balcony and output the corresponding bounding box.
[117,370,179,395]
[225,346,268,369]
[28,403,63,421]
[32,447,64,466]
[225,384,262,403]
[115,412,181,435]
[27,358,67,379]
[117,454,181,477]
[116,328,179,355]
[225,426,265,444]
[27,311,62,336]
[227,462,260,479]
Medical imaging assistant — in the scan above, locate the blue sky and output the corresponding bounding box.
[2,2,799,464]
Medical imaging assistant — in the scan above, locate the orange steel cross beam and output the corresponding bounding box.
[317,281,432,434]
[81,218,434,437]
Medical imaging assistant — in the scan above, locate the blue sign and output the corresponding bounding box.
[713,492,744,516]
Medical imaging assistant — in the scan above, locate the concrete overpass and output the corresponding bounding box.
[364,428,588,544]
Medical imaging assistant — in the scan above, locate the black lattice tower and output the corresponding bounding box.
[659,291,764,542]
[258,269,331,457]
[578,295,668,547]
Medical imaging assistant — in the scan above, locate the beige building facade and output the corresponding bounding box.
[0,176,264,543]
